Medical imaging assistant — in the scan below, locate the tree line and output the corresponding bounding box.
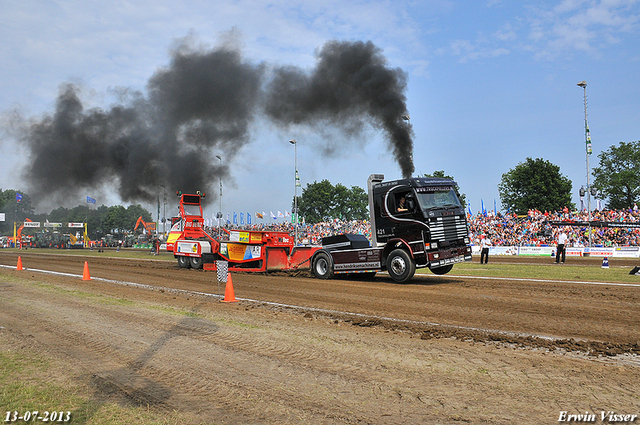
[0,189,153,240]
[499,140,640,214]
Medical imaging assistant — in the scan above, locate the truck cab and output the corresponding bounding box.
[311,174,472,283]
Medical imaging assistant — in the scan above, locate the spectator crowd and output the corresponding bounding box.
[208,205,640,248]
[468,206,640,247]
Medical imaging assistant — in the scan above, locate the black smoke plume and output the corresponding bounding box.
[18,37,413,207]
[264,40,414,178]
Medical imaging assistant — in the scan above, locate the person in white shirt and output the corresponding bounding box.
[480,233,491,264]
[555,228,568,264]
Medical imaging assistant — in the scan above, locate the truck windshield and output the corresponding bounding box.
[416,189,462,211]
[183,204,202,216]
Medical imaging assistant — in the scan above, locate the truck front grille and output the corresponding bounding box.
[430,215,468,243]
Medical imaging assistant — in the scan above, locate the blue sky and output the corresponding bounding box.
[1,0,639,222]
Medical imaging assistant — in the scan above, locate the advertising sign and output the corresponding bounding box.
[220,243,261,261]
[518,246,554,256]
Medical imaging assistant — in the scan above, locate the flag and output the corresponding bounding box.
[247,212,251,225]
[233,212,237,224]
[16,193,22,202]
[481,199,486,216]
[271,211,277,220]
[240,212,244,225]
[277,211,284,218]
[586,124,592,155]
[87,196,96,204]
[226,212,230,224]
[468,202,472,217]
[295,169,301,187]
[285,210,291,218]
[256,212,264,219]
[494,199,497,215]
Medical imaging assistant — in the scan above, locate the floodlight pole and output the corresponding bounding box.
[216,155,223,235]
[290,139,298,246]
[578,80,592,248]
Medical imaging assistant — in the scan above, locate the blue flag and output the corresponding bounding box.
[16,193,22,202]
[87,196,96,204]
[233,212,238,225]
[247,212,252,225]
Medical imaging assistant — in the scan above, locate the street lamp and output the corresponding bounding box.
[216,155,223,231]
[160,185,166,236]
[289,139,298,245]
[577,80,592,247]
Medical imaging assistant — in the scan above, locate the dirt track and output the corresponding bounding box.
[1,250,639,424]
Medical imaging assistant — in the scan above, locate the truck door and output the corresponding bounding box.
[385,188,425,239]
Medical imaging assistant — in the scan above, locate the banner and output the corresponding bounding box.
[44,222,62,228]
[86,196,96,204]
[23,221,40,228]
[0,213,4,222]
[68,222,84,228]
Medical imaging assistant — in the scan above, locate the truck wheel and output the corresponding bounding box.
[177,256,191,269]
[429,264,453,275]
[312,252,333,279]
[190,256,203,269]
[386,249,416,283]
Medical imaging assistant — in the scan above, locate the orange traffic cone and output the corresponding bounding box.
[221,274,238,303]
[82,261,91,281]
[16,256,23,271]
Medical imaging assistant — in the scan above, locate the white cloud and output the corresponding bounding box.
[527,0,639,59]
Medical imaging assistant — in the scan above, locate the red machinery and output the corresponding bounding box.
[134,217,156,234]
[171,192,319,272]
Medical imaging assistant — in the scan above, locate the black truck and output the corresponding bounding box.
[311,174,472,283]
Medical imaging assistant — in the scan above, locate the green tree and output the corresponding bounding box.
[592,140,640,210]
[126,204,154,231]
[104,205,128,233]
[0,189,35,235]
[332,184,368,221]
[422,171,467,208]
[297,180,369,223]
[498,158,574,215]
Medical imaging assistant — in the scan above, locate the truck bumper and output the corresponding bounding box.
[427,246,472,268]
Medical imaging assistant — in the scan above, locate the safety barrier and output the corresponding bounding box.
[471,245,640,258]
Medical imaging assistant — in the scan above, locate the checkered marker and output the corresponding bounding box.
[216,260,228,283]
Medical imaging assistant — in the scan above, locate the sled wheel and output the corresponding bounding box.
[190,256,204,269]
[177,256,191,269]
